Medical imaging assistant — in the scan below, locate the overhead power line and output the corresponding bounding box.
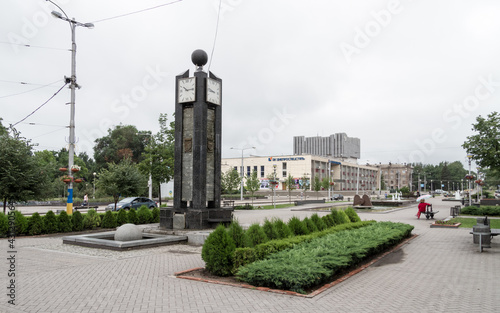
[0,41,69,51]
[208,0,222,72]
[0,79,62,99]
[90,0,183,24]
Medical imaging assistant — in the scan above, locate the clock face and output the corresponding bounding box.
[178,77,196,103]
[206,78,221,105]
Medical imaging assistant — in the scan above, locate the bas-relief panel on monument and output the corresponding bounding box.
[206,108,215,201]
[182,107,193,201]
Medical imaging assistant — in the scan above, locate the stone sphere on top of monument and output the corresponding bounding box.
[191,49,208,69]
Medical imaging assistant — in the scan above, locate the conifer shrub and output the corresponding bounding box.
[116,209,128,226]
[0,213,8,237]
[272,218,293,239]
[331,209,350,225]
[322,214,334,228]
[127,208,138,224]
[13,211,28,235]
[262,219,279,241]
[43,210,59,233]
[227,219,246,248]
[287,216,308,236]
[29,212,44,235]
[244,223,268,247]
[58,211,73,233]
[101,210,117,228]
[337,210,351,224]
[303,217,317,234]
[151,207,160,223]
[83,209,100,230]
[310,213,327,231]
[72,211,84,231]
[344,207,361,222]
[137,206,153,224]
[202,224,236,276]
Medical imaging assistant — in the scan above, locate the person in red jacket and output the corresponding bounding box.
[417,199,430,219]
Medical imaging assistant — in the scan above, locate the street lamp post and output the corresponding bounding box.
[51,4,94,215]
[230,147,255,201]
[273,164,277,209]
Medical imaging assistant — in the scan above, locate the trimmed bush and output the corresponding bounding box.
[262,219,279,241]
[303,217,318,234]
[227,219,246,248]
[72,211,84,231]
[29,212,44,235]
[202,224,236,276]
[101,211,117,229]
[272,218,293,239]
[461,205,500,216]
[152,207,160,223]
[58,211,73,233]
[128,208,138,224]
[0,213,8,237]
[116,209,128,226]
[137,206,153,224]
[13,211,28,235]
[43,210,59,233]
[244,223,268,247]
[310,213,327,231]
[83,209,100,230]
[322,214,334,228]
[331,209,351,225]
[288,216,308,236]
[344,207,361,222]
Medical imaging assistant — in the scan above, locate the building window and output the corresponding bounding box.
[233,166,237,172]
[260,166,265,178]
[282,162,287,177]
[247,166,251,176]
[253,166,257,174]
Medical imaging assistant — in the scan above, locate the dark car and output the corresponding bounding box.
[331,194,344,201]
[105,197,157,211]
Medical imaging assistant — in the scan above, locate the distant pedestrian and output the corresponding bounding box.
[83,193,88,206]
[416,191,420,198]
[416,199,430,219]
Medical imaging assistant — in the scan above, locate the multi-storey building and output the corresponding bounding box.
[293,133,360,159]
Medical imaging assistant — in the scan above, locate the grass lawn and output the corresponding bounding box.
[450,217,500,229]
[255,203,295,210]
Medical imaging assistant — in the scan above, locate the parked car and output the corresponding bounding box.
[105,197,157,211]
[331,194,344,201]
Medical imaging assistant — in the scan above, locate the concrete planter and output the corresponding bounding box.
[430,223,461,228]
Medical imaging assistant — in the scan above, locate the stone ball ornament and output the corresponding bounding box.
[191,49,208,67]
[114,223,143,241]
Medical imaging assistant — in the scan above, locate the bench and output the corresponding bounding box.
[222,200,235,207]
[421,205,439,220]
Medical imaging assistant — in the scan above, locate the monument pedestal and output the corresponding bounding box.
[160,207,233,230]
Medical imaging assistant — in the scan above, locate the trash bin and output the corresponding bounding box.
[472,217,491,248]
[449,206,460,218]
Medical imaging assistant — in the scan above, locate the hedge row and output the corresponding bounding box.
[460,206,500,216]
[201,207,366,276]
[0,206,160,237]
[237,221,414,293]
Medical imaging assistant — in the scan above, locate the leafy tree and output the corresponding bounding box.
[285,174,296,203]
[0,126,48,213]
[222,168,241,194]
[312,176,321,199]
[462,112,500,173]
[245,170,260,205]
[138,114,175,205]
[96,158,147,210]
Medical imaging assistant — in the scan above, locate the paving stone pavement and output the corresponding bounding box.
[1,197,499,313]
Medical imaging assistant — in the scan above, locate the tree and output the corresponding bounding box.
[286,174,296,203]
[312,176,321,199]
[96,158,147,210]
[245,170,260,205]
[222,168,241,194]
[0,126,48,213]
[138,114,175,205]
[462,112,500,172]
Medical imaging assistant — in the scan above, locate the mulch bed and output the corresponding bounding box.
[175,234,418,297]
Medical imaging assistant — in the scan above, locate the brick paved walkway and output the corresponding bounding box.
[1,197,499,312]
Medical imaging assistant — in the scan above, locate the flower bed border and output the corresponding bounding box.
[430,223,461,228]
[175,234,417,298]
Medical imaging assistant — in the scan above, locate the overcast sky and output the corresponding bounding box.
[2,0,499,169]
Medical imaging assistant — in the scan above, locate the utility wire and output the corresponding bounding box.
[0,78,61,87]
[0,41,69,51]
[208,0,222,72]
[90,0,183,23]
[0,79,62,99]
[11,82,68,127]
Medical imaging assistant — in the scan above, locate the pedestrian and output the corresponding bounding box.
[83,193,88,206]
[416,191,420,198]
[416,199,430,219]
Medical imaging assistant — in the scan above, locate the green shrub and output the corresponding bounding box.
[137,206,153,224]
[116,209,128,226]
[29,212,44,235]
[13,211,28,235]
[303,217,317,234]
[310,213,327,231]
[58,211,72,233]
[72,211,84,231]
[0,213,8,237]
[227,219,246,248]
[272,218,293,239]
[262,219,279,241]
[101,210,117,228]
[43,210,59,233]
[331,209,350,225]
[288,216,308,236]
[322,214,334,228]
[244,223,268,247]
[128,208,138,224]
[202,224,236,276]
[152,207,160,223]
[344,207,361,222]
[235,204,253,210]
[83,209,100,230]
